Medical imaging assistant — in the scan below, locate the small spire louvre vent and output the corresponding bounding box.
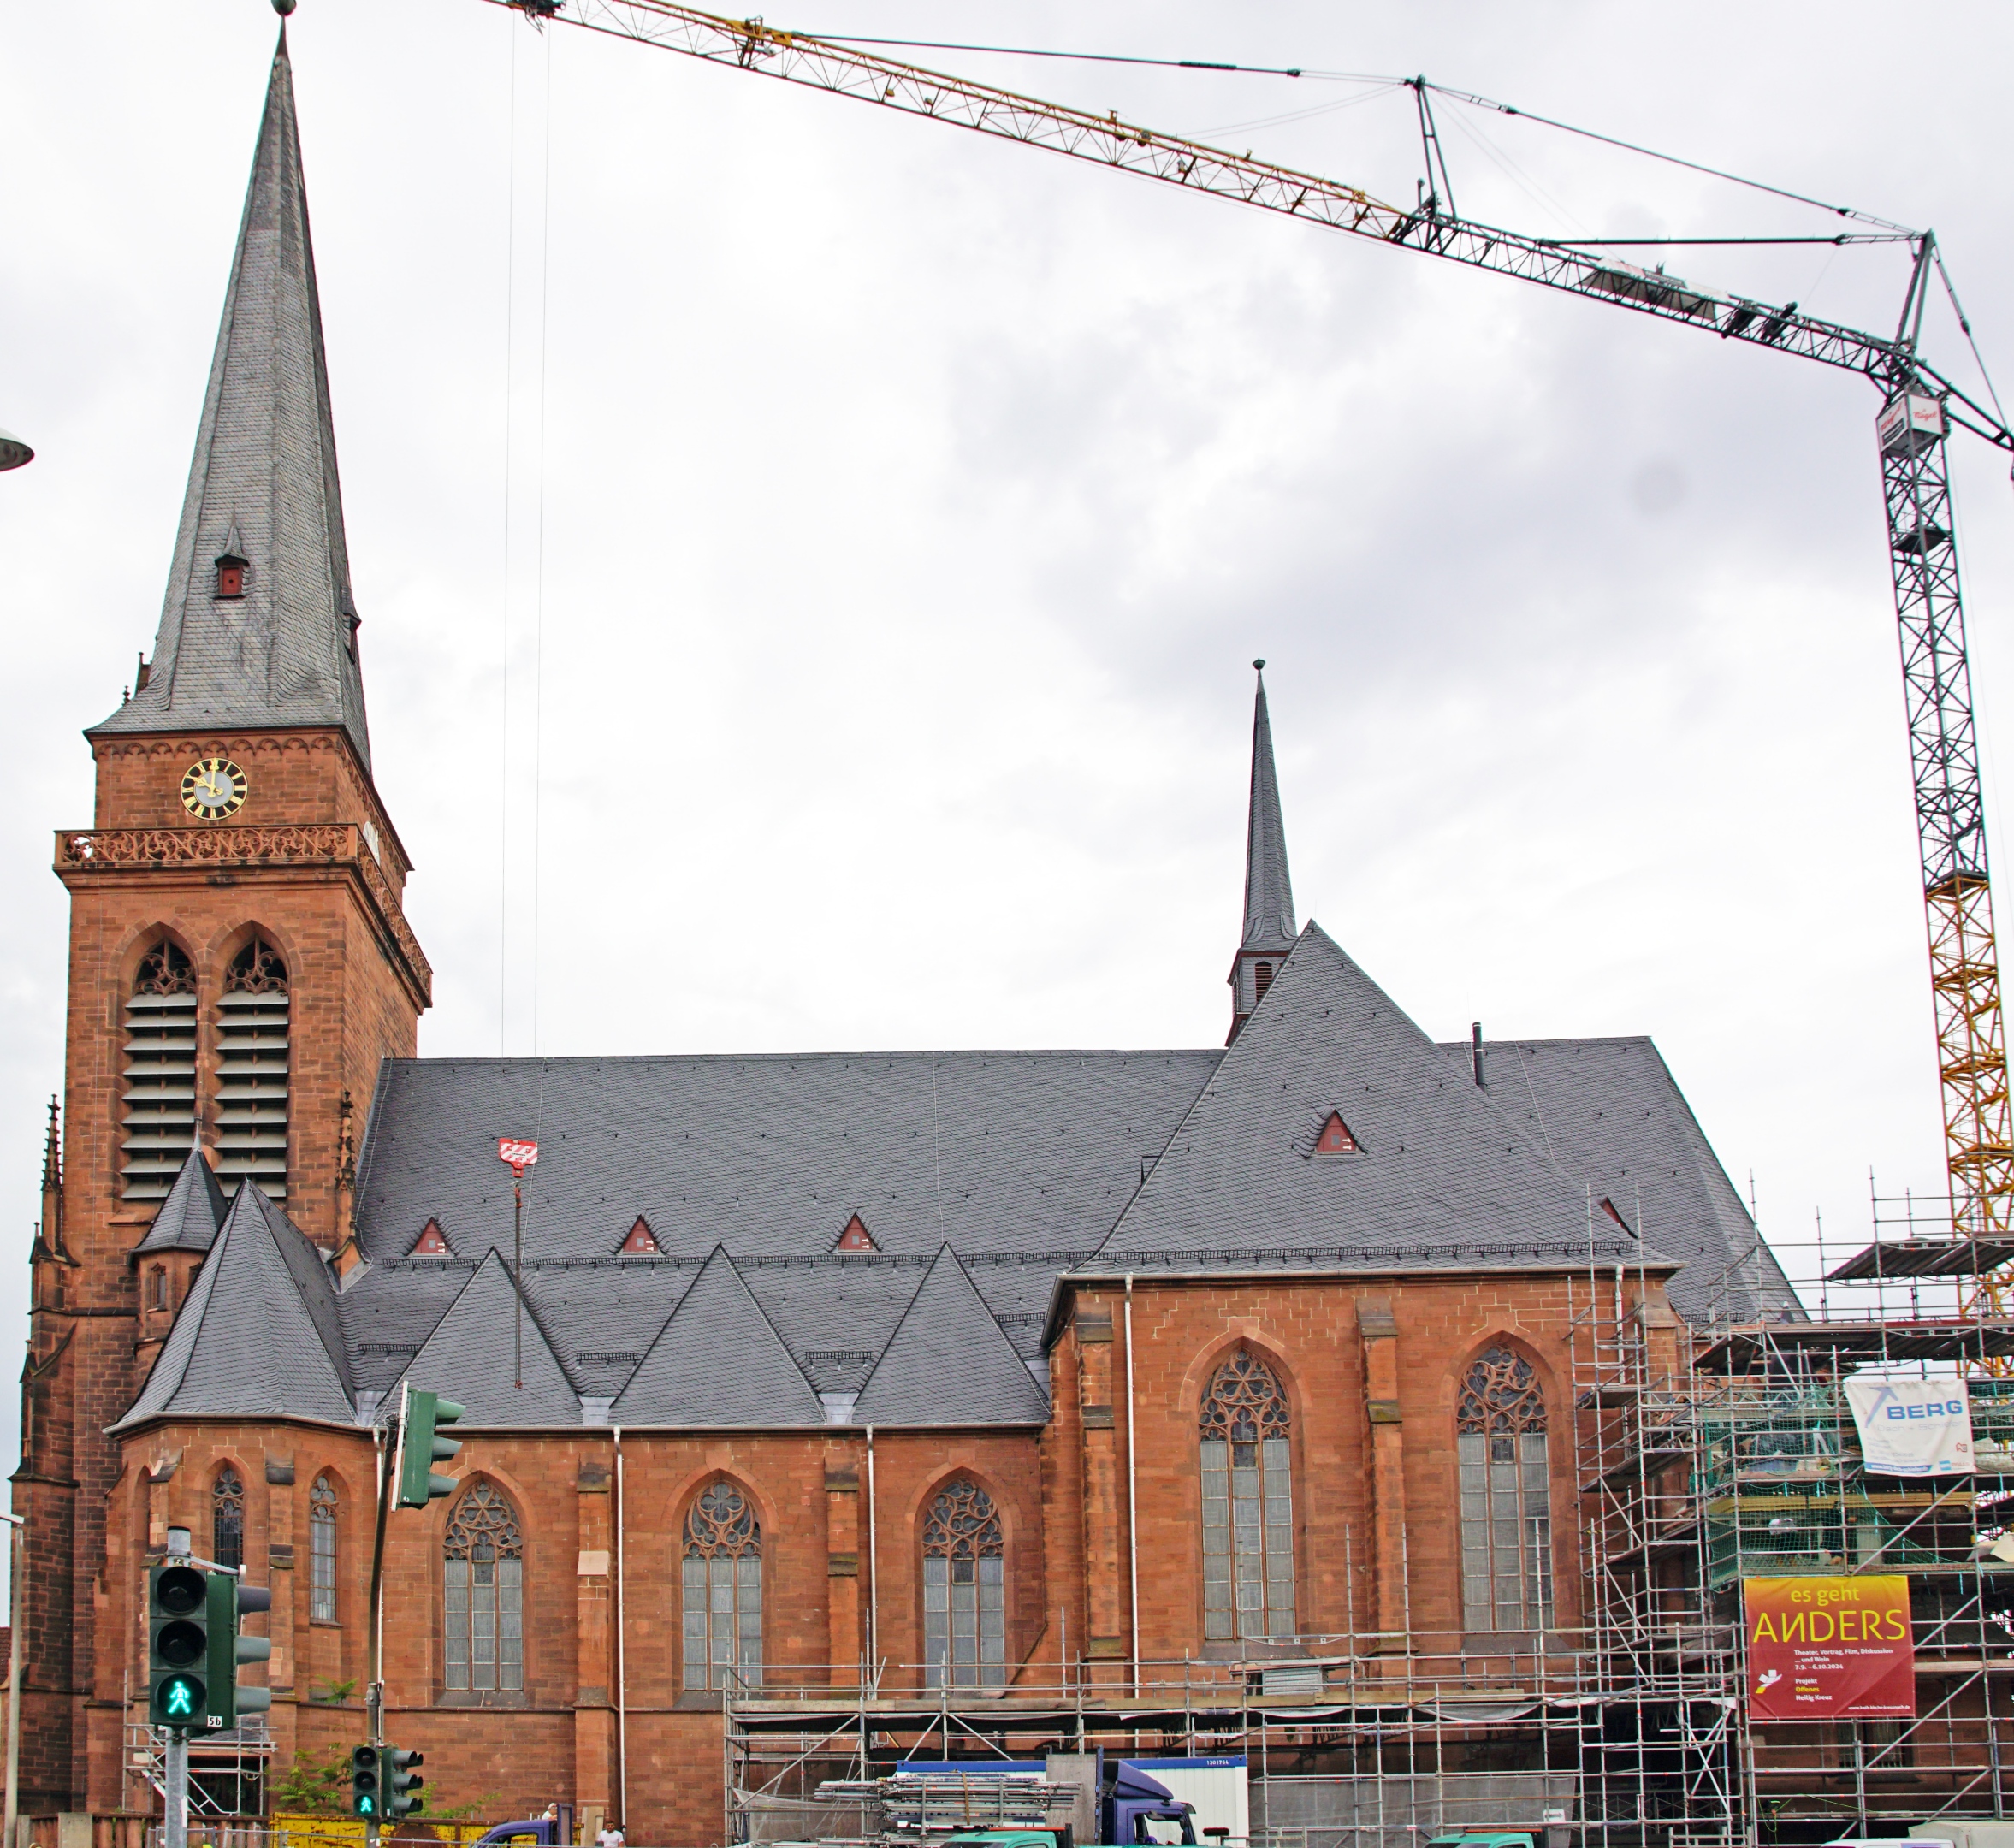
[834,1213,877,1253]
[410,1218,451,1256]
[619,1216,660,1255]
[1314,1112,1360,1156]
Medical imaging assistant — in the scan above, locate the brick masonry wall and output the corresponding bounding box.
[21,725,424,1813]
[76,1261,1674,1839]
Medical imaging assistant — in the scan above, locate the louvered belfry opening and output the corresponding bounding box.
[121,940,198,1202]
[214,937,290,1199]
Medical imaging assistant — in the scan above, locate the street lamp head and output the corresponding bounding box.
[0,429,33,472]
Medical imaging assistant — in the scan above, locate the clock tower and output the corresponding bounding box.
[17,28,429,1811]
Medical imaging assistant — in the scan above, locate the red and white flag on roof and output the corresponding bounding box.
[498,1137,539,1174]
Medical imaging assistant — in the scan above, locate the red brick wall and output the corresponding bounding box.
[22,724,424,1814]
[79,1261,1673,1841]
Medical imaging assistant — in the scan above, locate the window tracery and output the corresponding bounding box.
[122,940,197,1202]
[444,1483,523,1691]
[1200,1351,1294,1641]
[212,1466,244,1572]
[682,1482,761,1691]
[215,937,290,1200]
[310,1475,337,1623]
[922,1478,1005,1688]
[1457,1347,1554,1632]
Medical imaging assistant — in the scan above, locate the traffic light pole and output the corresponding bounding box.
[366,1422,394,1848]
[162,1528,192,1848]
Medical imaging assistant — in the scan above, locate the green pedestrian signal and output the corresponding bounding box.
[159,1673,202,1722]
[148,1563,210,1727]
[351,1744,381,1817]
[394,1384,465,1508]
[383,1746,425,1818]
[207,1573,273,1727]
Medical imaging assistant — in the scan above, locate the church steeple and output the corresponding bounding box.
[1228,660,1298,1042]
[91,26,370,767]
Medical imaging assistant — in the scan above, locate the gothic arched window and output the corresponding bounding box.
[1458,1347,1554,1632]
[1200,1351,1294,1641]
[122,939,197,1202]
[146,1265,169,1312]
[212,1466,244,1573]
[682,1482,761,1691]
[310,1476,338,1623]
[923,1479,1005,1689]
[215,937,290,1201]
[444,1483,524,1691]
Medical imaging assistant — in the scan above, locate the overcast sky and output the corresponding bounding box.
[5,0,2014,1429]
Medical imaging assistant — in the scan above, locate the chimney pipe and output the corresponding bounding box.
[1471,1022,1484,1087]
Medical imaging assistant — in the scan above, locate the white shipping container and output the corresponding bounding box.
[1123,1758,1249,1847]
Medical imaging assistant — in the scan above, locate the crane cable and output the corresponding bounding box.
[794,29,1919,235]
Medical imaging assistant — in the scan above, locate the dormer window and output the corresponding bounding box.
[215,550,247,599]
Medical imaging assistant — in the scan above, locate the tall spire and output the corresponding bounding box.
[1227,660,1298,1041]
[92,27,371,768]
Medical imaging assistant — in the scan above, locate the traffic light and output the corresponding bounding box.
[394,1384,465,1508]
[148,1562,209,1727]
[383,1746,425,1819]
[351,1744,381,1818]
[207,1573,272,1727]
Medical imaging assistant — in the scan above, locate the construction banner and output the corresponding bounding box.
[1744,1575,1915,1720]
[1844,1373,1974,1476]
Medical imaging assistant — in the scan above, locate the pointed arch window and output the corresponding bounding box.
[682,1482,761,1691]
[122,940,197,1202]
[923,1478,1005,1689]
[212,1466,245,1573]
[1200,1351,1294,1641]
[146,1265,169,1312]
[215,938,290,1200]
[1458,1347,1554,1632]
[444,1484,524,1691]
[310,1476,338,1623]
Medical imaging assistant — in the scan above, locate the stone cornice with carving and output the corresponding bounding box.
[55,824,431,1008]
[91,728,414,885]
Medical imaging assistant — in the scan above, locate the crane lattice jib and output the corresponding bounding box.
[501,0,2014,1276]
[1882,396,2014,1268]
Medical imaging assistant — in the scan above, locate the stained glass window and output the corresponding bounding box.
[310,1475,337,1623]
[1200,1351,1294,1641]
[682,1483,761,1691]
[922,1479,1005,1689]
[1458,1347,1553,1632]
[212,1466,244,1573]
[444,1483,524,1692]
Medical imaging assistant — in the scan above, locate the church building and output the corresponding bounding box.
[16,31,1797,1845]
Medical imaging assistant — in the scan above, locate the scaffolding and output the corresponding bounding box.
[720,1208,2014,1848]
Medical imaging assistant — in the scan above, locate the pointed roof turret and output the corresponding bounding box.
[1228,661,1298,1039]
[92,27,371,767]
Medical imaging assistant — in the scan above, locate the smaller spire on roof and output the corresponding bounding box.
[1228,660,1299,1041]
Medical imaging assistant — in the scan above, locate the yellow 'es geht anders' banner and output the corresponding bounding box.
[1744,1575,1915,1721]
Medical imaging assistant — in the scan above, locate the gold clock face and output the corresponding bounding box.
[181,757,247,820]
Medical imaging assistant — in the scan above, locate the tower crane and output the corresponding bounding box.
[495,0,2014,1299]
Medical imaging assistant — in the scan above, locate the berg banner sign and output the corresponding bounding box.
[1844,1373,1974,1477]
[1744,1576,1915,1721]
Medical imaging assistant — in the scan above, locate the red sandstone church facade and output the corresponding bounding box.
[14,30,1795,1847]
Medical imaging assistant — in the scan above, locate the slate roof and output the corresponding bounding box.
[612,1247,826,1428]
[1440,1034,1802,1325]
[133,1150,229,1256]
[387,1251,579,1428]
[854,1247,1051,1427]
[92,27,370,766]
[1082,925,1655,1276]
[116,1183,352,1431]
[1239,667,1297,957]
